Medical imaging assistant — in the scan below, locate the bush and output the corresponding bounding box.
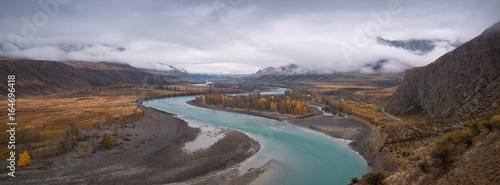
[440,128,476,147]
[418,159,430,173]
[18,150,31,166]
[486,115,500,130]
[431,139,455,171]
[74,126,79,138]
[467,121,482,135]
[362,171,385,185]
[102,132,113,149]
[350,177,360,184]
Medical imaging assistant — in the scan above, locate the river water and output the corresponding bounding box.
[143,88,369,185]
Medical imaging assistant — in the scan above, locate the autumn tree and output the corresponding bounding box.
[197,90,312,115]
[270,102,278,112]
[102,132,113,149]
[295,101,303,114]
[259,98,267,110]
[18,150,31,166]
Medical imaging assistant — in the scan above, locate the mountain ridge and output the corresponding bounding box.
[377,36,460,55]
[254,63,312,76]
[385,21,500,118]
[0,59,201,96]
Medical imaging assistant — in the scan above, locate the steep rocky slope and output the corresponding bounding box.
[386,128,500,184]
[386,21,500,118]
[0,59,200,96]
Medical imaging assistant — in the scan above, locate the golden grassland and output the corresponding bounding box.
[354,86,397,106]
[0,85,222,159]
[335,99,440,168]
[311,84,379,90]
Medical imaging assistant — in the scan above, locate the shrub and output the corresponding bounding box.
[487,115,500,130]
[431,139,455,171]
[102,132,113,149]
[440,128,476,147]
[418,159,430,173]
[467,121,482,135]
[350,177,360,184]
[18,150,31,166]
[74,126,79,138]
[362,171,385,185]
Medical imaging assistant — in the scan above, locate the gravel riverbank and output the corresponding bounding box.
[3,97,263,184]
[187,100,398,172]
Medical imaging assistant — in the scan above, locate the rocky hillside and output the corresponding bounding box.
[0,59,201,96]
[386,21,500,119]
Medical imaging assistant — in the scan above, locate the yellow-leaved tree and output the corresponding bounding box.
[102,132,113,149]
[18,150,31,166]
[295,101,303,114]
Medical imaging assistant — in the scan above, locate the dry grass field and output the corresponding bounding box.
[0,85,226,159]
[354,86,398,106]
[306,81,436,169]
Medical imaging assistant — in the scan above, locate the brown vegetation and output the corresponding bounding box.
[354,87,398,106]
[361,171,385,185]
[385,108,500,184]
[0,85,222,160]
[102,132,113,149]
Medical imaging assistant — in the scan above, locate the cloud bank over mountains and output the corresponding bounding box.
[0,0,499,74]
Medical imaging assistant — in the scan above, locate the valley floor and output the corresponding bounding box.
[2,96,265,184]
[187,100,398,172]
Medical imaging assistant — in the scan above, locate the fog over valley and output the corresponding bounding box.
[0,0,498,74]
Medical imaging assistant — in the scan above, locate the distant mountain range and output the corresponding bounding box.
[140,63,196,81]
[254,63,312,76]
[0,42,127,53]
[190,73,252,83]
[377,36,461,55]
[0,59,201,96]
[188,63,404,88]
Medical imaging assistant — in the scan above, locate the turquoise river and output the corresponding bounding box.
[143,88,369,185]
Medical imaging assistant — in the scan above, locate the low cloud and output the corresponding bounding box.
[0,0,498,74]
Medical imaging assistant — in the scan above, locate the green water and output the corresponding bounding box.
[143,89,369,185]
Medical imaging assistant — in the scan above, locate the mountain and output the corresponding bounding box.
[385,21,500,118]
[140,63,201,83]
[254,63,311,76]
[0,59,201,96]
[377,37,460,55]
[190,73,252,83]
[249,72,403,88]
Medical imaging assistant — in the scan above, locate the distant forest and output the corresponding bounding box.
[196,90,312,115]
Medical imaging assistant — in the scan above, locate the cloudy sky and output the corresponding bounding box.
[0,0,499,74]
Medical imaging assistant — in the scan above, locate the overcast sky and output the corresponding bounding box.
[0,0,499,74]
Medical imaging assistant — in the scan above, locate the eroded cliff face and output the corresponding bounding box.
[386,21,500,119]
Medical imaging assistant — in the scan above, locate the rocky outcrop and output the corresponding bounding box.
[386,21,500,118]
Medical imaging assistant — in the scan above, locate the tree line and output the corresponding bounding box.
[196,90,312,115]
